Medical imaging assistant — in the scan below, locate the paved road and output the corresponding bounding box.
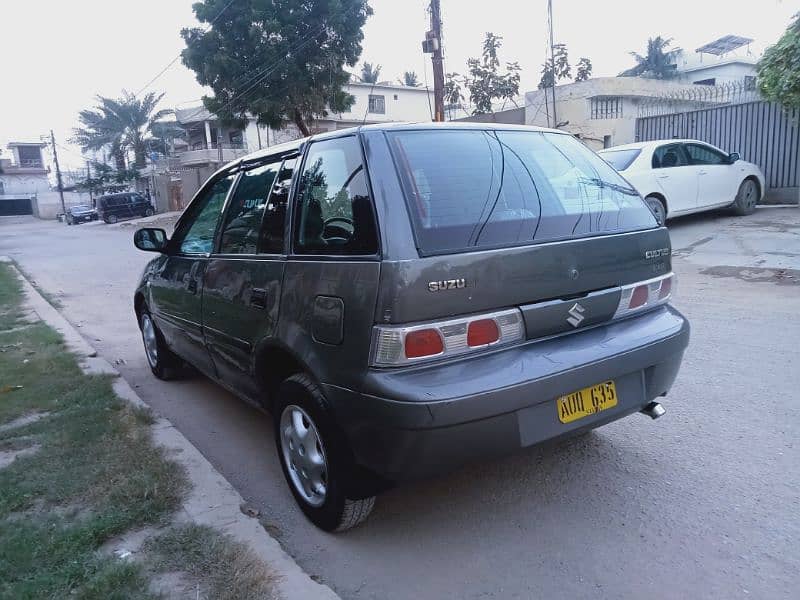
[2,208,798,600]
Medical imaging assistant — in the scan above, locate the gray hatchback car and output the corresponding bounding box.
[133,123,690,531]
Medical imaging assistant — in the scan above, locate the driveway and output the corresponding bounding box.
[1,208,798,600]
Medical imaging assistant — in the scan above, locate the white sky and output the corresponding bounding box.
[1,0,796,169]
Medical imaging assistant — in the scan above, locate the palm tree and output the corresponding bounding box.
[360,62,381,84]
[72,91,172,170]
[620,36,678,79]
[401,71,420,87]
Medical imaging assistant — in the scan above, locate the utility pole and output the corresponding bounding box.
[547,0,558,127]
[423,0,446,122]
[49,130,66,217]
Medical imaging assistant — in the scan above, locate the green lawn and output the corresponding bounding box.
[0,263,275,599]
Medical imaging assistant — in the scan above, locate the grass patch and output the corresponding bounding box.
[0,263,185,598]
[145,524,277,600]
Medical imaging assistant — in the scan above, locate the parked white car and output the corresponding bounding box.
[598,140,765,224]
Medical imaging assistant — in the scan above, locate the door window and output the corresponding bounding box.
[259,158,295,254]
[652,144,689,169]
[684,143,727,165]
[294,137,378,255]
[173,175,235,255]
[218,162,280,254]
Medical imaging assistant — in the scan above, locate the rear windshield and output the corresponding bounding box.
[599,148,641,171]
[388,130,655,255]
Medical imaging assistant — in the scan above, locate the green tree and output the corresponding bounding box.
[538,43,571,89]
[360,62,381,83]
[757,14,800,109]
[71,91,171,169]
[182,0,372,137]
[620,36,678,79]
[400,71,420,87]
[460,32,521,114]
[574,57,593,82]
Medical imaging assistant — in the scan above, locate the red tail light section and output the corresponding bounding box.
[467,319,500,347]
[404,329,444,359]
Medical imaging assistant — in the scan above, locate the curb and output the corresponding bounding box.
[4,258,339,600]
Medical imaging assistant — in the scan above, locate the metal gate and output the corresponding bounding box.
[636,101,799,203]
[0,197,33,216]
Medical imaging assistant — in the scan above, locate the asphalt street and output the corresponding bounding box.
[1,207,798,600]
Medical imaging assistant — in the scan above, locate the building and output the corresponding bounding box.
[523,77,722,150]
[174,82,434,168]
[0,142,50,216]
[672,35,758,86]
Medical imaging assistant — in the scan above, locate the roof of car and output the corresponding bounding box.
[235,121,565,167]
[598,139,707,153]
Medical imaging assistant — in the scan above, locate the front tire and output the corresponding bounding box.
[139,310,181,380]
[732,179,758,216]
[274,374,375,532]
[144,207,154,217]
[645,195,667,226]
[107,214,118,224]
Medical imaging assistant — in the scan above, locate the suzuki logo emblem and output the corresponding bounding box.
[566,302,586,327]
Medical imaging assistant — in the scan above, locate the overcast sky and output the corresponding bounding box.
[1,0,796,170]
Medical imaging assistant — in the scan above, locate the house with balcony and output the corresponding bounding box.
[0,142,50,216]
[173,106,250,169]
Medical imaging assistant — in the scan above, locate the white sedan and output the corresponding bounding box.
[598,139,765,224]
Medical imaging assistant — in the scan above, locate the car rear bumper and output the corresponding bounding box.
[327,305,689,481]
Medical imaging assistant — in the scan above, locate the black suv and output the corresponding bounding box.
[133,123,689,531]
[97,192,154,224]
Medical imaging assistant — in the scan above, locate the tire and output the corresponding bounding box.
[732,178,758,216]
[66,218,73,226]
[107,214,118,224]
[274,373,375,532]
[645,195,667,226]
[144,207,154,217]
[139,309,181,380]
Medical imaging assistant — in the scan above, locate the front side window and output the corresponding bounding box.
[218,162,280,254]
[389,129,655,255]
[174,175,235,254]
[294,137,378,255]
[652,144,689,169]
[685,143,726,165]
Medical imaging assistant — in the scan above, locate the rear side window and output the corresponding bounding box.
[388,130,655,255]
[218,161,280,254]
[294,137,378,255]
[599,149,641,171]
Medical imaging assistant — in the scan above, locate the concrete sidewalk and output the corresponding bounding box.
[2,256,339,600]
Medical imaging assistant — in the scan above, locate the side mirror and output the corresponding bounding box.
[728,152,740,164]
[134,228,168,253]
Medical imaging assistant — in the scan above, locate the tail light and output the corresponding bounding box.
[614,273,674,319]
[371,308,524,367]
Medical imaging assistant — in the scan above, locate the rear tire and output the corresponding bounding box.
[732,179,758,216]
[139,309,181,380]
[274,373,375,532]
[645,195,667,226]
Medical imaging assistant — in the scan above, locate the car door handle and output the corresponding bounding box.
[250,288,268,309]
[656,174,669,179]
[699,171,708,175]
[187,279,198,294]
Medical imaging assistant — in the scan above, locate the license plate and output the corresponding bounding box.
[557,381,618,424]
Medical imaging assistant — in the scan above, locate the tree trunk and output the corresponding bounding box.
[113,149,126,172]
[134,144,146,169]
[292,109,311,137]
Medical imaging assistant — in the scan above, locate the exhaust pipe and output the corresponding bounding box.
[641,402,666,420]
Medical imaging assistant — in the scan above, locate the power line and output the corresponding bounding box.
[134,0,239,97]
